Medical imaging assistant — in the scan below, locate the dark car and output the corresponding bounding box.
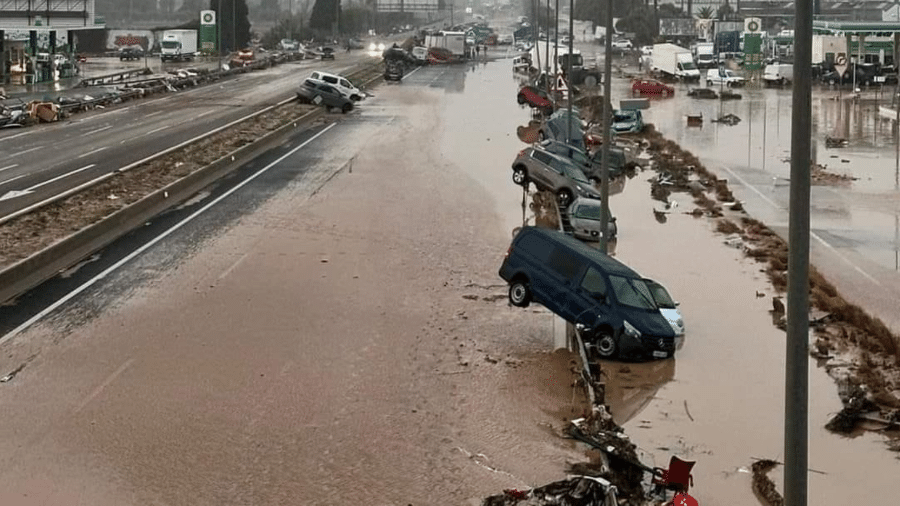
[539,139,628,182]
[384,60,404,82]
[499,226,677,360]
[517,85,554,115]
[296,78,354,113]
[119,47,143,61]
[320,46,335,60]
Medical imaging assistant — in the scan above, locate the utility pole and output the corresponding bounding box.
[785,0,813,503]
[598,0,612,254]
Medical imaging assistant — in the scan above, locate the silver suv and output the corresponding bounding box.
[511,146,602,207]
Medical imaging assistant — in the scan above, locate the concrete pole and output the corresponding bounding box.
[554,0,559,79]
[598,0,612,253]
[785,0,812,504]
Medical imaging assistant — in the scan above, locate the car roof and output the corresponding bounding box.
[518,226,639,277]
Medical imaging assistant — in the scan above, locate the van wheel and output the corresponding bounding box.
[706,80,713,86]
[512,167,528,186]
[557,189,573,208]
[342,103,353,114]
[594,332,618,358]
[509,281,532,307]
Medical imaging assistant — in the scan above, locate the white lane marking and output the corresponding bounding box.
[83,125,113,136]
[196,110,214,119]
[810,232,881,286]
[121,125,167,144]
[0,164,19,173]
[29,164,96,191]
[78,146,108,158]
[0,174,27,187]
[73,359,135,414]
[8,146,40,158]
[1,131,32,141]
[144,110,163,117]
[718,164,782,209]
[218,252,250,281]
[718,165,881,286]
[0,124,336,346]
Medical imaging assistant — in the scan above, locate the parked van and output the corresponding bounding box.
[499,226,677,360]
[763,62,793,85]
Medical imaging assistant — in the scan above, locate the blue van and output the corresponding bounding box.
[499,226,676,360]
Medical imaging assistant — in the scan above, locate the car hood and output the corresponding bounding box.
[614,306,676,338]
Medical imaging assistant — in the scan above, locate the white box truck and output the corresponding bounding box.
[160,29,198,62]
[650,43,701,81]
[693,42,716,69]
[763,62,793,85]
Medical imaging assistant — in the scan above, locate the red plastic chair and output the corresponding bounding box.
[652,455,695,498]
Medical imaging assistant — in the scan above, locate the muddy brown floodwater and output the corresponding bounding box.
[2,51,900,506]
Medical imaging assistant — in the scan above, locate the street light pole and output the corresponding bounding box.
[598,0,612,254]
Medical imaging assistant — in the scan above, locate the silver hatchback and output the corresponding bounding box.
[511,146,602,207]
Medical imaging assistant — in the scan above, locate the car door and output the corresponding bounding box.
[571,265,612,326]
[529,150,555,188]
[544,246,585,322]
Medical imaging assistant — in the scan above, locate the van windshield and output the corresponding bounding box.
[609,276,658,310]
[645,281,677,309]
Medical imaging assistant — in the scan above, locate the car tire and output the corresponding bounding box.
[512,166,528,186]
[662,89,670,98]
[538,131,546,142]
[517,94,526,105]
[341,103,353,114]
[351,94,361,101]
[584,75,598,87]
[706,80,713,86]
[508,281,532,307]
[594,331,618,359]
[557,189,573,208]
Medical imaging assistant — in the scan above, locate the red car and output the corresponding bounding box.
[517,85,554,115]
[631,78,675,97]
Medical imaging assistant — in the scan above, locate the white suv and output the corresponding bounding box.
[308,71,364,101]
[611,39,633,50]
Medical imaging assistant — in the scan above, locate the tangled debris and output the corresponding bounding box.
[811,163,857,186]
[482,476,618,506]
[750,459,784,506]
[711,113,741,126]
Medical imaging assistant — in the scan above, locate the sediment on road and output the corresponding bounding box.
[636,124,900,446]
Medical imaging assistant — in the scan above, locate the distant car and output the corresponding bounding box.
[687,87,718,99]
[611,39,633,50]
[320,46,335,60]
[540,109,587,151]
[631,78,674,97]
[640,45,653,56]
[568,197,618,241]
[539,139,627,182]
[611,109,644,134]
[384,60,403,81]
[346,38,365,50]
[517,85,554,115]
[706,68,745,87]
[296,78,354,113]
[279,38,299,51]
[309,70,364,101]
[119,47,143,61]
[498,34,514,45]
[511,145,601,207]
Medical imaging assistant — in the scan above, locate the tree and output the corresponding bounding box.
[696,6,715,19]
[717,2,735,21]
[309,0,342,34]
[258,0,282,20]
[209,0,252,52]
[181,0,207,13]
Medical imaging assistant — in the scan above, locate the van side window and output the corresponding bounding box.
[548,247,580,279]
[517,232,553,263]
[323,75,338,84]
[580,267,607,296]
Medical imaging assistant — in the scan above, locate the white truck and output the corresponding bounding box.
[160,29,198,62]
[693,42,716,69]
[650,43,700,81]
[425,31,466,60]
[763,62,793,85]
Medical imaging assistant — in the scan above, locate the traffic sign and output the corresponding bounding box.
[834,53,848,77]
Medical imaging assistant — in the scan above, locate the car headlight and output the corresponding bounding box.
[369,42,376,51]
[623,320,641,340]
[378,43,386,51]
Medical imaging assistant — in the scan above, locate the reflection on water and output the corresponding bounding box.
[600,358,676,426]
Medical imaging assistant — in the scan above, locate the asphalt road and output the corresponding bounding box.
[0,52,382,221]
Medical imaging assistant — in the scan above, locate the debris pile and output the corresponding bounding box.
[711,113,741,126]
[750,459,784,506]
[482,476,617,506]
[811,163,857,186]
